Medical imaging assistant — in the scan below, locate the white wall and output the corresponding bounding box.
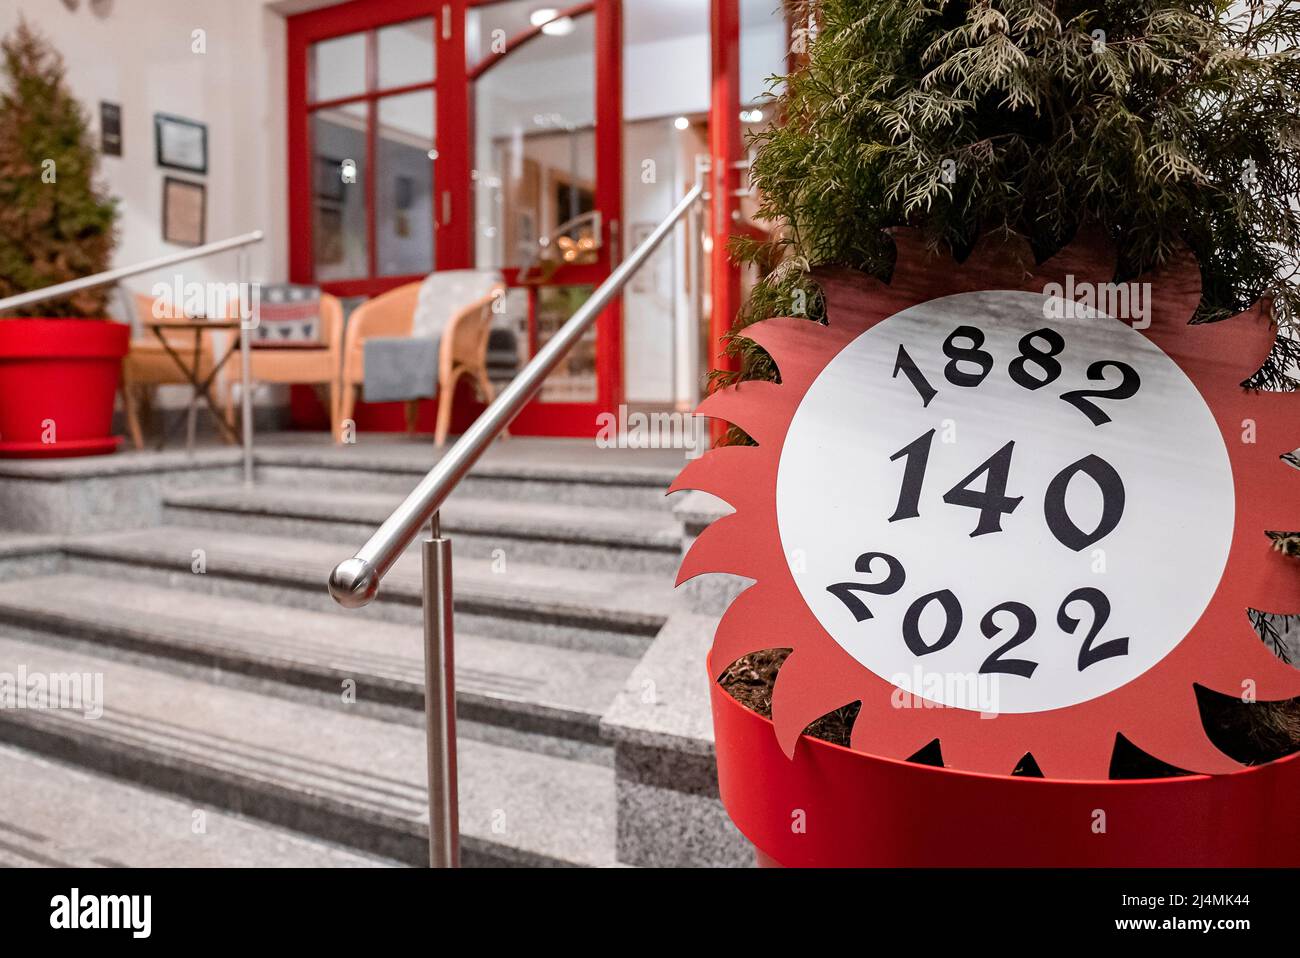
[0,0,289,317]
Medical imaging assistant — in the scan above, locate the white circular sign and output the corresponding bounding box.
[776,290,1234,714]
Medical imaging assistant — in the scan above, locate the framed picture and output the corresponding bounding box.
[314,155,345,202]
[315,205,344,265]
[394,174,414,211]
[154,113,207,174]
[162,176,206,246]
[100,102,122,157]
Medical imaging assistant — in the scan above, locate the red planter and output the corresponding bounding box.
[0,319,130,458]
[709,651,1300,867]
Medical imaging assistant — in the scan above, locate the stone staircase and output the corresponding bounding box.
[0,442,741,867]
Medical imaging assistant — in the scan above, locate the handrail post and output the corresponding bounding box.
[422,511,459,867]
[237,247,254,486]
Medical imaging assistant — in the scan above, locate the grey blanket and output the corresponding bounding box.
[363,328,519,403]
[363,336,440,403]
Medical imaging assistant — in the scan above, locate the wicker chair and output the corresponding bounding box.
[340,271,507,447]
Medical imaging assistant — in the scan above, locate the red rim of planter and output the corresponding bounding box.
[709,651,1300,867]
[0,317,129,357]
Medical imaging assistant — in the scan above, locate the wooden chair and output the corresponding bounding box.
[226,290,345,439]
[340,274,507,447]
[120,292,225,450]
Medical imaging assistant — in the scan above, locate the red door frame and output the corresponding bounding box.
[709,0,742,386]
[286,0,624,437]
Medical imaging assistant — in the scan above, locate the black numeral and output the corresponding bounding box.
[888,429,934,522]
[902,589,963,656]
[1044,454,1125,552]
[826,551,906,622]
[979,601,1039,678]
[1058,588,1129,670]
[893,344,938,407]
[1060,360,1141,426]
[942,441,1024,537]
[942,325,994,387]
[1008,328,1065,390]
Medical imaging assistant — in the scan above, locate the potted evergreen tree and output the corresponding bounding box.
[0,18,123,458]
[680,0,1300,866]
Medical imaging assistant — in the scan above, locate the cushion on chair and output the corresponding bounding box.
[252,284,324,348]
[410,270,504,338]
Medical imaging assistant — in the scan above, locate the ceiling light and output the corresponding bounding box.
[674,116,690,131]
[530,8,574,35]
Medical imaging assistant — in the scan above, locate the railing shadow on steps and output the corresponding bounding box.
[327,183,707,868]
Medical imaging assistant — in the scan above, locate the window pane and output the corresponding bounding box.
[378,18,435,89]
[377,92,435,277]
[310,33,366,102]
[741,0,787,104]
[312,105,368,281]
[623,0,708,120]
[472,12,595,270]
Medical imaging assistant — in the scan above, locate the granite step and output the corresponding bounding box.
[0,635,617,867]
[252,441,681,511]
[162,485,681,575]
[0,744,395,867]
[0,573,635,743]
[64,526,671,657]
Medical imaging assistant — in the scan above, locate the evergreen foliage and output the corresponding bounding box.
[721,0,1300,407]
[0,18,117,318]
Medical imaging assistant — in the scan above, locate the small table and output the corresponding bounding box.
[142,317,242,451]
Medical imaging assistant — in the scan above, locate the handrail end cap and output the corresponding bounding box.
[329,558,379,608]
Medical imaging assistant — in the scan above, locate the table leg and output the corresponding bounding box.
[194,337,242,444]
[186,330,201,452]
[151,329,198,451]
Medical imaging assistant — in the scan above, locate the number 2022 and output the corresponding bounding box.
[890,325,1137,551]
[827,552,1130,677]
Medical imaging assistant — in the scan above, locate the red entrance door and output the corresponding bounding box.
[287,0,624,437]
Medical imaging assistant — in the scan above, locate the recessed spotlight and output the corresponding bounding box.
[529,8,558,26]
[674,116,690,131]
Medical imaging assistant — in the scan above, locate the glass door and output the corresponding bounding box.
[289,0,623,436]
[455,0,623,435]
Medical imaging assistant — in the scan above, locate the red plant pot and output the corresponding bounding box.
[709,651,1300,867]
[0,318,130,458]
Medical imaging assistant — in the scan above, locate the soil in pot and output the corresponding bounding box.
[719,641,1300,778]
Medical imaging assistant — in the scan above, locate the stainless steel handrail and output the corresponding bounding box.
[328,184,703,608]
[326,184,705,868]
[0,230,266,485]
[0,230,264,313]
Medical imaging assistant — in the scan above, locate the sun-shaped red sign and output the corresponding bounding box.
[674,230,1300,780]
